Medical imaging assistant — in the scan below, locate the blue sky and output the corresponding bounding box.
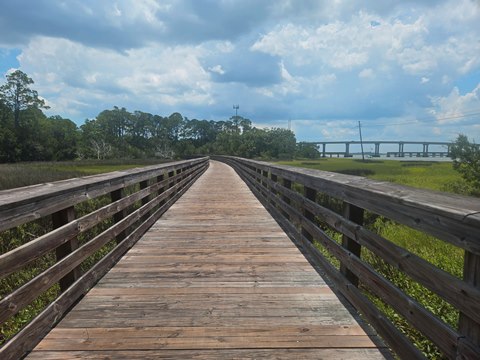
[0,0,479,143]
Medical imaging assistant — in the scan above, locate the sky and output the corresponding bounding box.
[0,0,479,144]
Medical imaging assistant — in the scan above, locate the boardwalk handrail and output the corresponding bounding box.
[216,156,480,359]
[0,157,209,360]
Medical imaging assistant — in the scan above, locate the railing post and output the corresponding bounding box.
[168,170,175,199]
[270,172,278,207]
[262,170,269,196]
[110,188,126,244]
[459,251,480,346]
[52,206,79,292]
[157,174,165,206]
[140,179,149,222]
[177,168,183,189]
[340,202,364,287]
[281,178,292,220]
[302,186,317,242]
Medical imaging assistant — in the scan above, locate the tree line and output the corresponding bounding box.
[0,70,315,163]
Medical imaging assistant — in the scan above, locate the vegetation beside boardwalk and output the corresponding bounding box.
[278,157,471,358]
[279,157,475,195]
[0,158,169,190]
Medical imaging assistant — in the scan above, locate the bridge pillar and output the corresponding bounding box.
[398,142,404,157]
[322,143,326,158]
[345,143,351,157]
[374,143,380,157]
[422,144,429,157]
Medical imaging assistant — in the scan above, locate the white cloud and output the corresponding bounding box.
[1,0,479,142]
[208,65,225,75]
[420,77,430,84]
[359,68,374,79]
[429,85,480,123]
[17,36,214,118]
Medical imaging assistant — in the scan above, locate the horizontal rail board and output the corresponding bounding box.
[0,158,207,232]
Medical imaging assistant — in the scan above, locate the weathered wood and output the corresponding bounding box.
[459,251,480,347]
[24,349,387,360]
[0,159,208,360]
[0,171,195,279]
[264,174,480,326]
[0,158,207,232]
[52,206,79,292]
[221,156,480,359]
[302,186,316,243]
[238,171,424,359]
[340,203,363,287]
[228,157,480,254]
[23,160,387,360]
[110,188,127,244]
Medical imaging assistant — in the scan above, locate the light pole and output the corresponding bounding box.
[233,105,239,131]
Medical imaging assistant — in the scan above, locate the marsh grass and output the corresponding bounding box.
[0,159,167,346]
[0,159,168,191]
[280,158,469,358]
[280,158,462,193]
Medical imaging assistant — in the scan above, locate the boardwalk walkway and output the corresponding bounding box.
[26,161,387,359]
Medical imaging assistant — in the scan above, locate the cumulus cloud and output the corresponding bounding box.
[0,0,479,141]
[18,36,213,118]
[429,85,480,123]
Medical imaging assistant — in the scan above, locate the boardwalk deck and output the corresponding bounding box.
[26,161,388,359]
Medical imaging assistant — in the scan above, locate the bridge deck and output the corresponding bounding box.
[26,161,388,359]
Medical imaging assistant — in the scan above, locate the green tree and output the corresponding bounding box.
[296,142,320,159]
[0,70,49,128]
[450,134,480,190]
[263,128,296,159]
[45,116,78,160]
[0,100,18,162]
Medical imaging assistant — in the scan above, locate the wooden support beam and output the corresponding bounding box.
[52,206,79,292]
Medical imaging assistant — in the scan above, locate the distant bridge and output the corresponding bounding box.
[307,141,452,158]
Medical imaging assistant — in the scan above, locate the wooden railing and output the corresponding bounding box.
[215,156,480,360]
[0,157,209,360]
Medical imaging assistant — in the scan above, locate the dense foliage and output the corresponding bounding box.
[450,134,480,193]
[0,71,297,162]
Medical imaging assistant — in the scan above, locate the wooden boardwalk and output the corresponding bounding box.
[26,161,388,359]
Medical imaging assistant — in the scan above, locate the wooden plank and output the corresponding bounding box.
[26,348,388,360]
[25,160,387,359]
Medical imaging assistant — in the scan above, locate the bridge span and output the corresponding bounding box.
[308,140,452,158]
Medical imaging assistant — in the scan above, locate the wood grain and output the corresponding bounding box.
[26,160,388,359]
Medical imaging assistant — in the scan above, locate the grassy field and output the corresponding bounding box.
[277,158,473,194]
[0,159,169,190]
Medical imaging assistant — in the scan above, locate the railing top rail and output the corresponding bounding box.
[225,156,480,252]
[0,157,209,232]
